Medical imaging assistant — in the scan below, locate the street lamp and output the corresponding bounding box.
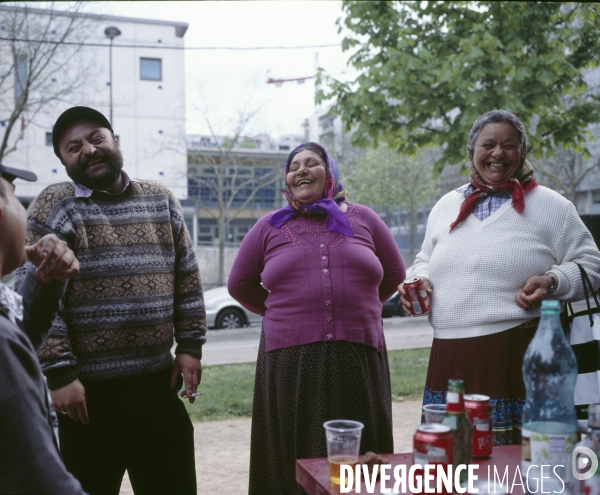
[104,26,121,125]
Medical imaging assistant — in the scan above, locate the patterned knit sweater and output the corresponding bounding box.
[14,180,206,390]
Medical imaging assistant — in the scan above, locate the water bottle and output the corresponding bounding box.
[441,379,473,480]
[573,403,600,495]
[522,299,578,494]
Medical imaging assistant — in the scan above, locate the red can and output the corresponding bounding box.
[404,277,431,315]
[413,424,454,471]
[464,394,493,458]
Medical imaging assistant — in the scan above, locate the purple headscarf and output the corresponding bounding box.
[268,142,353,237]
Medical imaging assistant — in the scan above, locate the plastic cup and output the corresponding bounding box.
[323,420,364,485]
[423,404,447,423]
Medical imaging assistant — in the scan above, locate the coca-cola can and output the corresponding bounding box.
[404,277,431,315]
[464,394,493,458]
[413,423,454,471]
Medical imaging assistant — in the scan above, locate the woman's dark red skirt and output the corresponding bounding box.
[422,323,537,445]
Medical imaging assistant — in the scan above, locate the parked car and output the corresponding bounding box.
[204,286,263,329]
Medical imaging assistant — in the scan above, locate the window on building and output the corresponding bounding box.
[140,58,162,81]
[234,225,249,243]
[592,190,600,203]
[15,54,27,104]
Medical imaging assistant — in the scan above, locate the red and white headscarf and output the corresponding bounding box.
[449,158,538,232]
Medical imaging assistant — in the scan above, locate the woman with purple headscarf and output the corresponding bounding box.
[228,142,406,494]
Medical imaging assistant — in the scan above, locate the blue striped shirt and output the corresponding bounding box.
[456,184,511,221]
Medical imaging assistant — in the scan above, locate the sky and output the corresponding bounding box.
[85,1,352,139]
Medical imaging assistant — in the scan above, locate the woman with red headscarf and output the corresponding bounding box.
[228,142,405,494]
[400,110,600,445]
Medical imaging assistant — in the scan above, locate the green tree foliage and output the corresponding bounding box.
[319,2,600,174]
[347,146,438,261]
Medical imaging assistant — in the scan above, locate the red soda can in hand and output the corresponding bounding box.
[464,394,493,458]
[404,277,431,316]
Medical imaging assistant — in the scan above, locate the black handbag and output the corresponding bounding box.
[566,263,600,432]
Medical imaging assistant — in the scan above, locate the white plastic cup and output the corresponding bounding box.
[423,404,447,423]
[323,419,364,485]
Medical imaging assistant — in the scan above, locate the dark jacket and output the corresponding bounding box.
[0,263,86,494]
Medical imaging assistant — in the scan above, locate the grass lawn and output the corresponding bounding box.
[185,348,430,422]
[388,347,430,401]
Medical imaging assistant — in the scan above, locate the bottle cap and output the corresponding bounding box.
[589,403,600,428]
[541,299,560,313]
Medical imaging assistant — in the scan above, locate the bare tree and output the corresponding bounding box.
[0,2,95,160]
[533,149,600,204]
[188,107,283,285]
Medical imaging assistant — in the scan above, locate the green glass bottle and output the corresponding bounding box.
[442,379,473,478]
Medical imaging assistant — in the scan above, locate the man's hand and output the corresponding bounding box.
[50,378,89,424]
[25,234,79,284]
[171,353,202,404]
[399,277,432,316]
[515,275,552,310]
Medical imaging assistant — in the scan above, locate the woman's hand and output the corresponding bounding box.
[515,275,552,310]
[399,278,432,316]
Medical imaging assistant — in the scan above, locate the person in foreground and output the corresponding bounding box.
[228,142,406,494]
[400,110,600,445]
[0,163,85,494]
[14,106,207,495]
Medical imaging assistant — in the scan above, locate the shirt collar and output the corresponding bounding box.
[0,281,23,324]
[455,183,472,197]
[72,170,138,198]
[455,183,512,198]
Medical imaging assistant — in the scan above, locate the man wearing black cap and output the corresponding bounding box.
[0,164,85,493]
[15,106,206,495]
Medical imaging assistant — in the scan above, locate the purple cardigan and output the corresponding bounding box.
[228,203,406,353]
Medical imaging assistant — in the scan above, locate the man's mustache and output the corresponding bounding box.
[80,151,110,169]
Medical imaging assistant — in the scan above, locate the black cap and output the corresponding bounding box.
[52,106,113,159]
[0,163,37,183]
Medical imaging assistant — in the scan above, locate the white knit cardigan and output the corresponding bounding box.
[412,185,600,339]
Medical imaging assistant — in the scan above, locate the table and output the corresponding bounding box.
[296,445,523,494]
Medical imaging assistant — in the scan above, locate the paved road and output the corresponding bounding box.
[202,316,433,366]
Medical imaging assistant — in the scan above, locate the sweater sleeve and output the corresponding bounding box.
[13,186,80,390]
[412,199,442,282]
[365,207,406,302]
[16,262,68,351]
[228,217,270,316]
[549,200,600,301]
[168,192,207,359]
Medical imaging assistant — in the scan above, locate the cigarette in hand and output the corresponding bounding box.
[181,392,202,398]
